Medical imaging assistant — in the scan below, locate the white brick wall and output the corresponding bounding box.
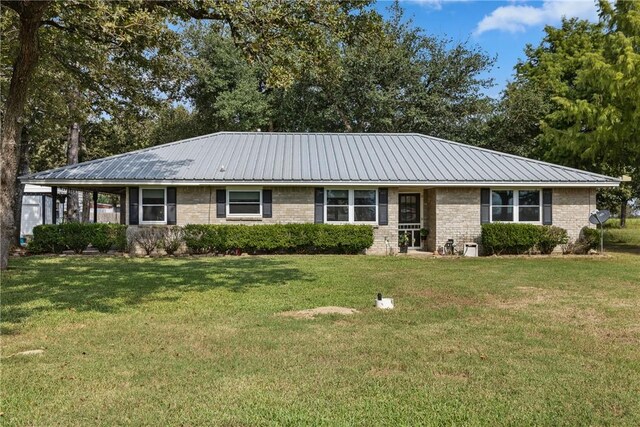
[126,185,599,255]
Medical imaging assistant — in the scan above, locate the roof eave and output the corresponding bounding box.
[19,178,621,188]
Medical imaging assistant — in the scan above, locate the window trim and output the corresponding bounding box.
[490,188,542,224]
[324,188,378,224]
[139,187,167,225]
[226,187,262,217]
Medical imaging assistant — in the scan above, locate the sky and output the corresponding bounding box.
[374,0,601,98]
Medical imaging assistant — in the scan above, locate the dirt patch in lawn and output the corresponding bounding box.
[278,306,360,319]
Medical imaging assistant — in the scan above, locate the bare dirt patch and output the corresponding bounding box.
[278,306,360,319]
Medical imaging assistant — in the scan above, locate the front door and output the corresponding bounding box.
[399,193,421,248]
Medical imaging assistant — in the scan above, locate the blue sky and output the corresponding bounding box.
[374,0,600,98]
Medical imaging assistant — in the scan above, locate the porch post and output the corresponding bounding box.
[51,186,57,224]
[93,191,98,223]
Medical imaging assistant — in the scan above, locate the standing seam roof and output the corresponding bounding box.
[20,132,621,185]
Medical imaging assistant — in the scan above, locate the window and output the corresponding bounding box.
[228,190,261,216]
[490,189,541,223]
[326,189,377,223]
[326,190,349,222]
[140,188,166,223]
[354,190,377,222]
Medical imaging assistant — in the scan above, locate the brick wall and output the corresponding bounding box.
[433,188,482,251]
[127,185,599,255]
[431,187,597,253]
[552,188,596,241]
[175,186,315,225]
[367,187,399,255]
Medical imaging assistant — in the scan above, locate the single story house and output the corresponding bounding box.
[20,132,620,253]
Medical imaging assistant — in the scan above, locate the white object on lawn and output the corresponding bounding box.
[375,293,394,309]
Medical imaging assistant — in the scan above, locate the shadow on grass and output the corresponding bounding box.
[2,256,313,334]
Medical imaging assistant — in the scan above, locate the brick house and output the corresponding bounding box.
[20,132,620,254]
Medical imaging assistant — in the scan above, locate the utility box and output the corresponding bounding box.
[463,243,478,257]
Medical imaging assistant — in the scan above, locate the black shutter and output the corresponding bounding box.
[480,188,490,224]
[216,189,226,218]
[262,189,272,218]
[314,188,324,223]
[129,187,139,225]
[378,188,388,225]
[167,187,177,225]
[542,189,553,225]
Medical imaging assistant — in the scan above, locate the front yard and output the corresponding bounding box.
[2,249,640,425]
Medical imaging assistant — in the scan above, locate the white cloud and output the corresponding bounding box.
[402,0,470,10]
[475,0,599,35]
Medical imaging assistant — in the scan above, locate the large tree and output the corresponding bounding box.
[0,0,369,269]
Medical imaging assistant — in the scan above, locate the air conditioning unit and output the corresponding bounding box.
[463,243,478,257]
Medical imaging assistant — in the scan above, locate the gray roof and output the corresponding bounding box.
[21,132,619,187]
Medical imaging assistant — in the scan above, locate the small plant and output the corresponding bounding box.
[419,228,429,239]
[398,232,410,246]
[160,227,184,255]
[130,227,162,256]
[537,226,569,254]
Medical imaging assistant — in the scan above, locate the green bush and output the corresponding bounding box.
[90,224,128,253]
[482,223,575,255]
[58,223,93,254]
[580,227,600,251]
[182,223,373,255]
[28,225,65,254]
[537,226,569,254]
[481,223,543,255]
[28,223,127,254]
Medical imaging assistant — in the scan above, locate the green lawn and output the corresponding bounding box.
[604,218,640,254]
[2,245,639,425]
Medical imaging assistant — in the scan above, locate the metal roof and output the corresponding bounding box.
[21,132,620,187]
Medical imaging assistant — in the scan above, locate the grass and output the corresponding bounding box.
[604,218,640,254]
[1,232,639,425]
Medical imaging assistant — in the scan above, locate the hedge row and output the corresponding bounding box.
[481,223,569,255]
[179,223,374,254]
[28,223,127,254]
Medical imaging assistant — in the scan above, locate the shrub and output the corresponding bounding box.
[564,227,600,254]
[580,227,600,250]
[481,223,543,255]
[58,222,93,254]
[183,224,227,254]
[90,224,128,253]
[537,226,569,254]
[130,227,162,255]
[182,223,373,255]
[160,227,184,255]
[28,225,65,254]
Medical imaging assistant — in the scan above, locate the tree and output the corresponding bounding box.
[541,0,640,226]
[269,2,495,139]
[0,0,370,269]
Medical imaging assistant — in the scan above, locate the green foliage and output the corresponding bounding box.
[182,224,373,255]
[481,223,543,255]
[57,223,93,254]
[580,227,601,251]
[28,223,127,254]
[28,225,65,254]
[90,224,128,253]
[538,226,569,254]
[481,223,570,255]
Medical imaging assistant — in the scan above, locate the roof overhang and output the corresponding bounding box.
[20,179,621,188]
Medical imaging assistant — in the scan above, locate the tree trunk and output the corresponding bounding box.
[65,123,80,222]
[82,191,91,223]
[620,198,627,228]
[12,127,32,245]
[0,2,50,270]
